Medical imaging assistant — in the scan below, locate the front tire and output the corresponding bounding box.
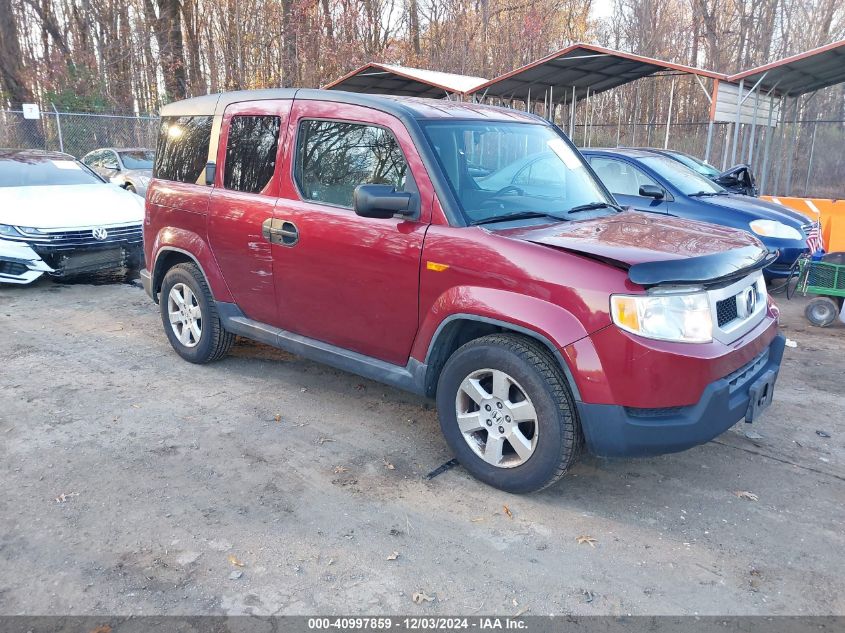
[159,263,234,363]
[436,334,582,493]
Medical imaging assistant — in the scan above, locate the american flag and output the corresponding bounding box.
[806,220,824,254]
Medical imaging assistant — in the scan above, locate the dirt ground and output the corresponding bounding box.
[0,273,843,617]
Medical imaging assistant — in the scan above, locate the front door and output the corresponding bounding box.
[207,100,292,326]
[269,101,433,366]
[589,156,670,213]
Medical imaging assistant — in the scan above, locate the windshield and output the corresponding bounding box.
[421,121,612,224]
[119,150,155,170]
[665,151,720,178]
[0,157,104,187]
[639,155,724,196]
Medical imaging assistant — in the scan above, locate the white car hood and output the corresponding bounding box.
[0,184,144,229]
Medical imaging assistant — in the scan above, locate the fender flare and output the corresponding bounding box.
[149,228,233,303]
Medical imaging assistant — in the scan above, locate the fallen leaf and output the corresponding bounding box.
[412,591,434,604]
[512,598,519,607]
[333,465,348,474]
[576,535,598,547]
[90,626,112,633]
[384,459,395,470]
[387,551,400,561]
[470,517,485,523]
[55,492,78,503]
[503,505,513,519]
[227,554,246,567]
[733,490,759,501]
[274,414,281,422]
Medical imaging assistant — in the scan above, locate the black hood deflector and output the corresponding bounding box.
[628,246,778,287]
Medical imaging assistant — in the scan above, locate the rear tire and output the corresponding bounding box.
[159,262,234,363]
[805,296,838,327]
[436,333,582,493]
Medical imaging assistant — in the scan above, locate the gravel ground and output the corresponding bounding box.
[0,274,843,616]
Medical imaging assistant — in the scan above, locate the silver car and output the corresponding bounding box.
[81,148,154,197]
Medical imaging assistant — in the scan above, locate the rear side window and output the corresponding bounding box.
[295,119,407,208]
[223,115,281,193]
[154,115,213,184]
[589,157,658,196]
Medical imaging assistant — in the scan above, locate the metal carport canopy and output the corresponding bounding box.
[728,39,845,96]
[471,43,726,102]
[323,63,488,98]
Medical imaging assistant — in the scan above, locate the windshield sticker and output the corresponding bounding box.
[546,138,582,170]
[51,160,81,170]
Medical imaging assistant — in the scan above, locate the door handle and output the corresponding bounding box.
[262,218,299,246]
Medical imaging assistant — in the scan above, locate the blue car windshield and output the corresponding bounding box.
[421,121,613,224]
[639,155,724,196]
[665,152,721,179]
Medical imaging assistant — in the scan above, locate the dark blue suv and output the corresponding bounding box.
[581,148,810,277]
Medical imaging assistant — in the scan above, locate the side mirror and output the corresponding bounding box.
[639,184,665,199]
[205,162,216,185]
[353,184,413,219]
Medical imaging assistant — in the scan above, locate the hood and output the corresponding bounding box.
[498,211,772,286]
[704,194,809,228]
[0,183,144,229]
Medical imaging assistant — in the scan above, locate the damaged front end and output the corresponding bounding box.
[0,240,54,284]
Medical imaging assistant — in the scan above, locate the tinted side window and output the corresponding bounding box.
[295,120,407,208]
[223,115,281,194]
[154,115,213,184]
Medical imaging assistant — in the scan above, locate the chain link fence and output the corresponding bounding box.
[2,107,842,199]
[0,109,159,159]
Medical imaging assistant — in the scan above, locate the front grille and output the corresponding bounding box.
[716,296,739,327]
[0,261,28,276]
[725,348,769,393]
[14,224,142,250]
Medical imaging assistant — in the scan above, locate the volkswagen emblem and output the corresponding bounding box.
[92,227,108,241]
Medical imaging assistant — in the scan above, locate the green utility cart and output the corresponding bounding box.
[797,254,845,327]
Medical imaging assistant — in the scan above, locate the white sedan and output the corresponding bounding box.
[0,149,144,284]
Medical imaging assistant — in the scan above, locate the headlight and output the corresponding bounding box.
[750,220,802,240]
[610,292,713,343]
[0,224,23,238]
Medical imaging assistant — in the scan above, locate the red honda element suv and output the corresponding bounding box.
[141,89,785,493]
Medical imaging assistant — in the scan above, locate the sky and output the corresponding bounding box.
[590,0,615,21]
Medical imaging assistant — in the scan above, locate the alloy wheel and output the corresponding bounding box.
[455,368,539,468]
[167,282,202,347]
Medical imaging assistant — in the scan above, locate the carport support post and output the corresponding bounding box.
[804,118,818,195]
[616,93,623,147]
[758,92,778,194]
[569,86,576,137]
[748,86,761,165]
[730,79,744,165]
[664,77,675,149]
[583,87,590,147]
[51,102,64,153]
[631,86,640,146]
[704,80,720,164]
[785,95,800,196]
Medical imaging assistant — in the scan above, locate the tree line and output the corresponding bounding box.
[0,0,842,123]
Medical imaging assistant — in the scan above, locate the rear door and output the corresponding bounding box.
[207,100,292,326]
[589,156,670,213]
[270,100,433,366]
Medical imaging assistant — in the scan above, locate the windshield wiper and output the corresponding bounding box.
[471,211,566,226]
[566,201,624,214]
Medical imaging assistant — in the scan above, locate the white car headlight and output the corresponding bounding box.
[610,292,713,343]
[0,224,22,238]
[749,219,802,240]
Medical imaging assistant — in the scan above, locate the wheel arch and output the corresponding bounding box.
[151,247,214,304]
[421,314,583,401]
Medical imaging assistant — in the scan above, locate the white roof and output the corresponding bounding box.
[325,63,488,97]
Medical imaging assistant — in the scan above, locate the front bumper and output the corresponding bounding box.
[764,244,808,278]
[0,240,53,284]
[577,333,785,457]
